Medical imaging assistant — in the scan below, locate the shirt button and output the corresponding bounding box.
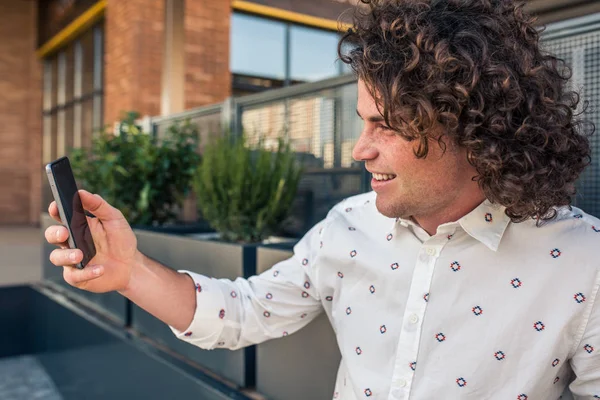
[426,248,436,256]
[396,378,407,387]
[409,314,419,324]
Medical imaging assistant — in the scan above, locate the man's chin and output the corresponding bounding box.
[374,194,408,219]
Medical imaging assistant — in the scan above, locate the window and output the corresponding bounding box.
[231,13,286,81]
[42,23,104,210]
[290,25,341,82]
[230,12,349,96]
[42,23,103,163]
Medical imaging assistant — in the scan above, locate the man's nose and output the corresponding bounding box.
[352,131,378,162]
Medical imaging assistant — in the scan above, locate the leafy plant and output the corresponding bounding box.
[70,111,201,226]
[194,133,303,243]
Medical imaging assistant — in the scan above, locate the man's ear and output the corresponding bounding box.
[413,136,429,159]
[466,149,476,166]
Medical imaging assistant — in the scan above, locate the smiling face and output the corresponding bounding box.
[352,80,483,222]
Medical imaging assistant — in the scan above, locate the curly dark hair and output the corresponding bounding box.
[338,0,594,222]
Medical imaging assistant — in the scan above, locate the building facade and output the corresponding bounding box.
[1,0,598,226]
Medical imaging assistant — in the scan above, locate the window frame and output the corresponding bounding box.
[230,11,347,96]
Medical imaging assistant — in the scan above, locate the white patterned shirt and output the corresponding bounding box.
[170,191,600,400]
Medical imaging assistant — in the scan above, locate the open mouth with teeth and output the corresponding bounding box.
[372,173,397,181]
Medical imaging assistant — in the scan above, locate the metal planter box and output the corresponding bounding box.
[133,229,262,389]
[0,284,252,400]
[255,244,341,400]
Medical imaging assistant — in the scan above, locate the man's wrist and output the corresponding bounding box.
[119,250,146,298]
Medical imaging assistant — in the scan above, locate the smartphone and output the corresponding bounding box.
[45,156,96,269]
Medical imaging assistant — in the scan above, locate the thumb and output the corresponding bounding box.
[78,190,123,221]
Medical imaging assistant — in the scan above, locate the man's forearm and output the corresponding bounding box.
[118,251,196,332]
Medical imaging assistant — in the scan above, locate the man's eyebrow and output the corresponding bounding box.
[356,109,385,123]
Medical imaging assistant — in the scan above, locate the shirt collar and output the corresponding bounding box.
[392,200,511,252]
[457,200,511,252]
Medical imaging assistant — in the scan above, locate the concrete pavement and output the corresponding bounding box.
[0,225,42,287]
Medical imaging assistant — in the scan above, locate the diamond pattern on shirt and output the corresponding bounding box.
[168,193,600,400]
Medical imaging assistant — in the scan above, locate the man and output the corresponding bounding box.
[45,0,599,398]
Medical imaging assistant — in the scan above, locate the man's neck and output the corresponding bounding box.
[412,192,487,236]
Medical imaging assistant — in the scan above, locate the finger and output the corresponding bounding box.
[86,214,103,240]
[83,218,96,252]
[45,225,70,247]
[50,248,83,267]
[63,265,104,286]
[78,190,123,221]
[71,192,97,253]
[48,201,63,224]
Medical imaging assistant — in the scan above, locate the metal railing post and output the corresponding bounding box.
[221,96,234,135]
[221,96,244,138]
[234,100,244,139]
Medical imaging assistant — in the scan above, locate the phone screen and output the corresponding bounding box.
[51,158,96,267]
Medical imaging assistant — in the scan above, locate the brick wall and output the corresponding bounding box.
[184,0,232,109]
[104,0,164,124]
[104,0,232,121]
[0,1,42,225]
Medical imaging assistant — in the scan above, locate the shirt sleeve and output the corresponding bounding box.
[568,271,600,399]
[167,218,329,351]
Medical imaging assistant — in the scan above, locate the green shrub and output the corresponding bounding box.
[194,133,303,243]
[70,111,201,226]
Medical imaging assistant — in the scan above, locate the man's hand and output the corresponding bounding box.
[45,190,141,293]
[45,189,196,331]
